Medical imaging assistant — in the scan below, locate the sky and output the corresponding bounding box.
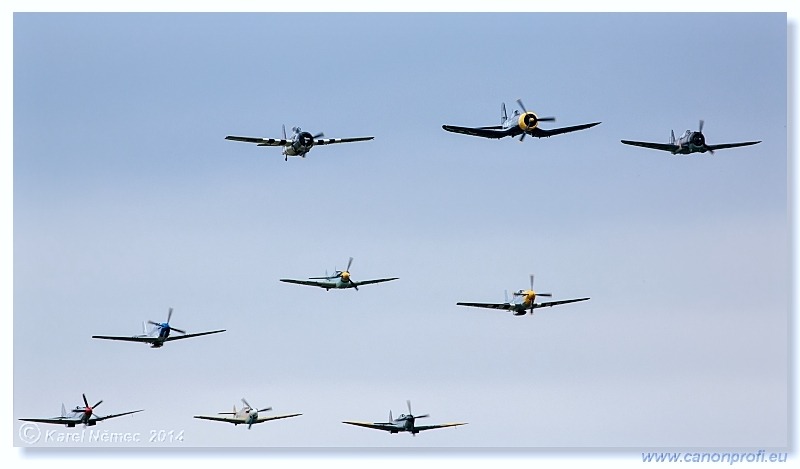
[4,2,797,468]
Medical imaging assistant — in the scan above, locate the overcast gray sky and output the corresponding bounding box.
[5,2,797,468]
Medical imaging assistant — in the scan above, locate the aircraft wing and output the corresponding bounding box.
[533,297,590,309]
[706,141,761,151]
[620,139,679,152]
[19,417,77,425]
[530,122,601,137]
[442,125,508,139]
[193,415,243,425]
[94,409,144,421]
[341,421,397,432]
[313,136,374,146]
[456,302,513,311]
[91,335,158,343]
[353,277,399,287]
[163,330,226,342]
[415,422,468,432]
[253,413,302,424]
[225,136,289,146]
[279,278,335,289]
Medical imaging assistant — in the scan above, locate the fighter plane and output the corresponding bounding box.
[225,125,374,161]
[620,120,761,155]
[92,307,225,348]
[442,99,601,141]
[193,398,301,430]
[457,274,589,316]
[18,393,143,428]
[342,400,467,435]
[279,257,398,291]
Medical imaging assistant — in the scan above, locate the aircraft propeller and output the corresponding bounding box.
[241,398,272,414]
[147,307,187,334]
[696,120,714,154]
[528,274,552,314]
[339,257,358,290]
[516,99,555,141]
[406,400,429,420]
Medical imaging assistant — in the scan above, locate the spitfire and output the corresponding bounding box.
[194,398,301,430]
[226,125,374,161]
[457,274,589,316]
[92,307,225,348]
[342,400,467,436]
[280,257,398,291]
[442,99,601,141]
[621,120,761,155]
[18,394,142,428]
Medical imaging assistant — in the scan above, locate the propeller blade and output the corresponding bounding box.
[406,400,412,415]
[82,394,89,408]
[167,307,173,323]
[538,116,556,122]
[171,327,186,334]
[147,320,161,327]
[241,398,251,409]
[93,400,103,408]
[282,124,287,139]
[257,407,272,413]
[537,293,553,297]
[530,274,535,291]
[516,98,527,113]
[346,257,353,272]
[415,414,430,419]
[312,132,325,139]
[698,119,704,133]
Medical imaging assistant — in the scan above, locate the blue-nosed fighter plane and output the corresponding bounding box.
[457,274,589,316]
[226,125,373,161]
[621,120,761,155]
[342,400,467,436]
[194,398,301,430]
[442,99,600,141]
[18,393,143,428]
[280,257,398,291]
[92,307,225,348]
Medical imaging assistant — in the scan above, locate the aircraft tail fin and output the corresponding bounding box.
[501,102,508,123]
[389,410,393,421]
[670,129,676,145]
[504,290,509,304]
[61,403,67,418]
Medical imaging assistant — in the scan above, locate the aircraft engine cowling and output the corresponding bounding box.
[691,133,705,147]
[518,112,539,131]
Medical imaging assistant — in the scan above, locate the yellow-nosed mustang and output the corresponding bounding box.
[18,393,143,428]
[621,120,760,155]
[92,307,225,348]
[280,257,398,291]
[226,125,373,161]
[342,400,467,436]
[442,99,600,141]
[457,274,589,316]
[194,398,301,430]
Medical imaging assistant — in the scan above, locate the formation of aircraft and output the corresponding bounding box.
[91,307,225,348]
[442,99,601,141]
[620,120,761,155]
[342,400,467,435]
[225,125,374,161]
[280,257,398,291]
[18,394,142,428]
[457,274,589,316]
[194,398,302,430]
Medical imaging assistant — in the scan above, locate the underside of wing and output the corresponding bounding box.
[253,413,302,424]
[353,277,399,287]
[279,278,333,288]
[225,135,288,146]
[620,140,679,152]
[193,415,243,424]
[19,417,75,425]
[341,421,396,432]
[531,122,601,137]
[456,302,513,311]
[533,297,590,309]
[96,409,144,421]
[706,141,761,151]
[415,422,468,432]
[313,136,374,145]
[442,125,509,139]
[163,330,226,342]
[91,335,157,343]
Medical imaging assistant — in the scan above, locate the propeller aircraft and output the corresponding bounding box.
[225,125,374,161]
[442,99,601,141]
[342,400,467,435]
[621,120,761,155]
[92,307,225,348]
[193,398,301,430]
[280,257,398,291]
[457,274,589,316]
[18,393,143,428]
